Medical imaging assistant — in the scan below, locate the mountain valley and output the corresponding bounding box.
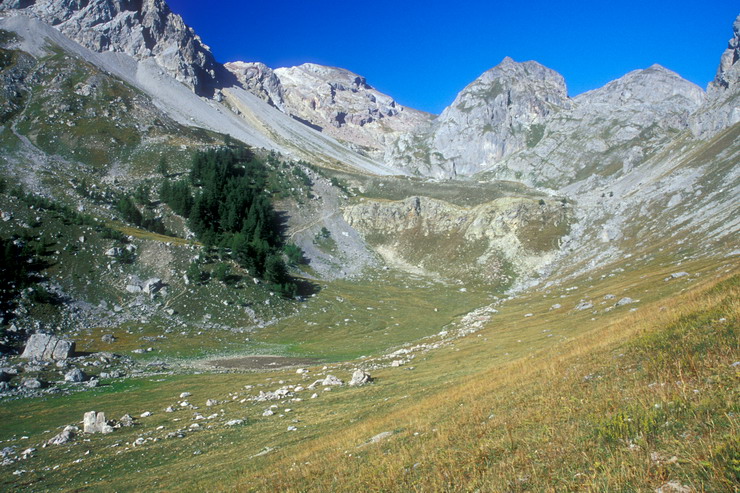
[0,1,737,491]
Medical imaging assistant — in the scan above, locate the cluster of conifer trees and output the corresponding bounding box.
[161,146,297,298]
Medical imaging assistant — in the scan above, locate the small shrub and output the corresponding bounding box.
[213,262,231,283]
[284,243,305,265]
[594,407,666,444]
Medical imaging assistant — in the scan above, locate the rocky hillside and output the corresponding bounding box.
[385,17,739,188]
[386,57,571,177]
[0,3,399,176]
[0,0,223,96]
[227,61,432,160]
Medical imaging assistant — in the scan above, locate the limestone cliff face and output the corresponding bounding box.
[691,14,740,137]
[343,196,571,285]
[386,58,706,187]
[227,61,433,159]
[0,0,221,95]
[224,61,285,110]
[385,57,570,178]
[498,65,705,188]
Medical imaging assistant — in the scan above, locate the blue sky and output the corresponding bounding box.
[167,0,738,115]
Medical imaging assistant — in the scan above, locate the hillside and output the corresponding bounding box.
[0,1,737,491]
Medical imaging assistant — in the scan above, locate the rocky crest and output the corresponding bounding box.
[0,0,221,95]
[386,57,571,177]
[497,64,705,188]
[691,14,740,137]
[225,61,285,109]
[227,61,432,159]
[386,58,711,185]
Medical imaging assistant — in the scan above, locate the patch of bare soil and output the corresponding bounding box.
[206,355,319,370]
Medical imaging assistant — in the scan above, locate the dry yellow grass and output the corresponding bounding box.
[222,268,739,492]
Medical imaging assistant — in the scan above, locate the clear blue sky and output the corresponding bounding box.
[167,0,738,115]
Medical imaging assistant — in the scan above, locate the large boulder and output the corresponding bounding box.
[142,278,164,294]
[349,369,372,386]
[21,334,75,361]
[47,426,77,445]
[83,411,113,434]
[64,368,87,383]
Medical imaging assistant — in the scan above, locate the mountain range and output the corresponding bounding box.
[0,1,737,491]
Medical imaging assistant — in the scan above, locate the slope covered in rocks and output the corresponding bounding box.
[0,0,223,95]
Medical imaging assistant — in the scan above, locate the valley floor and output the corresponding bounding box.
[0,254,737,491]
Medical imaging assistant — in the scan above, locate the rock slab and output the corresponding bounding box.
[21,334,75,361]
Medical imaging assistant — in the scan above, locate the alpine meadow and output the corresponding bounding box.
[0,1,737,491]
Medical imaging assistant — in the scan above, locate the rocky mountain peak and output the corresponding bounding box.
[0,0,221,95]
[575,64,704,108]
[387,57,570,177]
[440,57,569,118]
[690,14,740,137]
[709,14,740,94]
[226,60,433,158]
[224,61,285,109]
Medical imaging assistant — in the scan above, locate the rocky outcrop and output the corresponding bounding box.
[225,61,285,109]
[47,426,78,445]
[227,62,432,159]
[0,0,222,95]
[21,333,75,361]
[691,15,740,137]
[343,195,571,285]
[498,65,705,188]
[386,57,570,177]
[709,15,740,96]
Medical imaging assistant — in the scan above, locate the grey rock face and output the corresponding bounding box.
[227,62,432,159]
[499,65,705,188]
[387,58,705,187]
[386,57,570,177]
[0,0,221,95]
[21,333,75,361]
[691,15,740,137]
[709,15,740,95]
[225,61,285,110]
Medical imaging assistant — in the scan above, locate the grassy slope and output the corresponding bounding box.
[233,260,739,492]
[0,254,735,491]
